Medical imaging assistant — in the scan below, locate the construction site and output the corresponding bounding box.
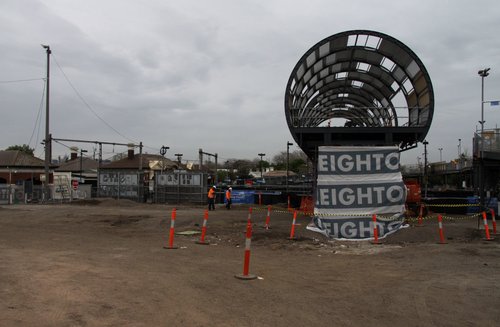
[1,199,499,326]
[2,25,500,326]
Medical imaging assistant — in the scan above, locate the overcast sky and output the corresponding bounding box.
[1,0,500,166]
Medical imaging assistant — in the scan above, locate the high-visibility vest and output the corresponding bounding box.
[208,188,215,199]
[225,190,231,200]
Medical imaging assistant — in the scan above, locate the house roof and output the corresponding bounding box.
[101,154,179,170]
[55,157,99,172]
[0,150,47,168]
[263,170,297,178]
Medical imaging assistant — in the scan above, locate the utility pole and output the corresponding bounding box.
[199,149,218,185]
[258,153,265,179]
[79,149,88,183]
[42,44,51,200]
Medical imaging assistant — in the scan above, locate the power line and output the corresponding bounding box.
[27,80,46,153]
[51,53,136,144]
[0,78,44,84]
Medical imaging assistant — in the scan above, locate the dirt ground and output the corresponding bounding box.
[1,199,499,327]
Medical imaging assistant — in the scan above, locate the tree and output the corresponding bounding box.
[290,158,307,174]
[226,159,253,179]
[252,158,270,171]
[272,150,310,174]
[217,170,228,183]
[6,144,35,156]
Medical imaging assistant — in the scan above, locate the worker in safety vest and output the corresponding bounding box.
[225,187,232,210]
[208,185,216,211]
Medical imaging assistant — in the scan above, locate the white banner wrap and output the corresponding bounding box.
[309,146,406,239]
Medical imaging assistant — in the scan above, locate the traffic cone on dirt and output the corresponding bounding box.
[264,205,272,230]
[289,210,298,240]
[164,208,179,249]
[370,214,383,244]
[235,219,258,280]
[416,204,425,227]
[437,214,447,245]
[196,209,210,245]
[481,211,494,241]
[490,208,498,235]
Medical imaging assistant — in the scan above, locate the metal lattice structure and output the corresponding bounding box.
[285,30,434,159]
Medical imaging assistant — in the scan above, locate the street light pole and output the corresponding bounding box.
[160,146,169,174]
[286,142,293,193]
[42,44,51,200]
[458,138,462,170]
[423,140,429,198]
[478,68,490,207]
[258,153,265,179]
[174,153,183,164]
[79,149,88,183]
[438,147,443,162]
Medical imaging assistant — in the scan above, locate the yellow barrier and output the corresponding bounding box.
[248,203,490,224]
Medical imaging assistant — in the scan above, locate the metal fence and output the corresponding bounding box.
[0,184,45,204]
[473,129,500,156]
[154,172,208,204]
[97,170,209,204]
[1,171,313,206]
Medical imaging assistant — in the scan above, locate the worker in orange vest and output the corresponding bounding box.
[208,185,216,211]
[225,187,232,210]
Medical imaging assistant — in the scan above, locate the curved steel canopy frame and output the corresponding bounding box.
[285,30,434,159]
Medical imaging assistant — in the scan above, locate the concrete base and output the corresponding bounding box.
[234,274,258,280]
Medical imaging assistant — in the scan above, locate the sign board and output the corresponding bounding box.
[157,173,202,186]
[100,173,138,186]
[308,146,406,239]
[230,190,255,204]
[72,180,79,190]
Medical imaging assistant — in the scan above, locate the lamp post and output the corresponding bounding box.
[423,140,429,198]
[79,149,88,183]
[258,153,265,179]
[286,142,293,193]
[160,146,169,173]
[438,147,443,162]
[458,138,462,170]
[175,153,183,164]
[41,44,51,200]
[478,68,490,207]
